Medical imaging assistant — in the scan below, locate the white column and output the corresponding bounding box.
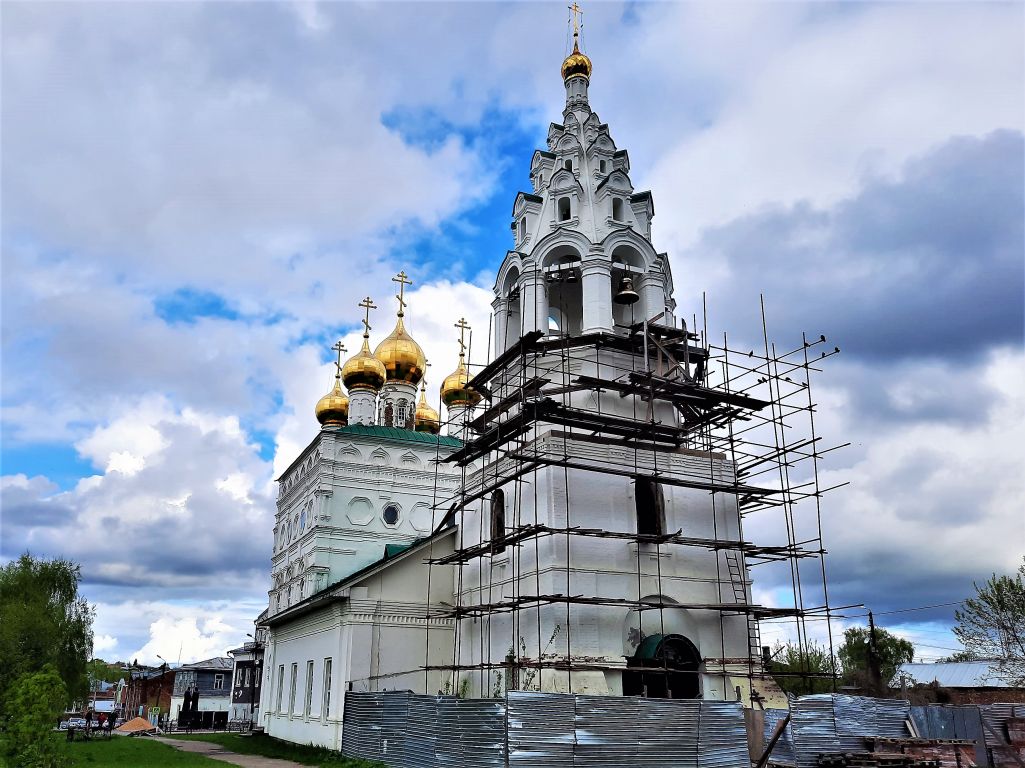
[580,255,613,334]
[639,273,667,323]
[347,390,376,426]
[447,404,474,440]
[492,296,508,356]
[519,269,548,335]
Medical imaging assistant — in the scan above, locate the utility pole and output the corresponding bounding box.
[868,611,882,695]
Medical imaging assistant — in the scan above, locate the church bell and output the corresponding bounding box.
[614,275,640,305]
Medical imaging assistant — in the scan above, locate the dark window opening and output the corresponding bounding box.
[519,217,526,239]
[558,197,571,222]
[599,159,607,173]
[490,489,506,554]
[623,633,701,699]
[635,479,665,537]
[564,159,573,171]
[383,503,400,525]
[612,198,624,221]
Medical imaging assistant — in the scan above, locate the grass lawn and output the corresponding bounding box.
[170,733,383,767]
[0,734,226,767]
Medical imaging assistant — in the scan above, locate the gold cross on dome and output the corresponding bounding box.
[358,296,376,336]
[392,271,413,316]
[454,317,471,357]
[331,340,347,376]
[421,360,432,393]
[568,2,583,36]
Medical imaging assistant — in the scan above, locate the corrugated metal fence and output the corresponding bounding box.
[343,691,1025,768]
[343,691,747,768]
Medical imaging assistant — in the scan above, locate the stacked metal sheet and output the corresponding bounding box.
[980,703,1025,768]
[573,694,643,767]
[698,701,749,768]
[507,691,575,768]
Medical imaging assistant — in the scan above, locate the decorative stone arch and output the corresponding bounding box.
[621,599,703,699]
[539,240,588,338]
[399,450,421,468]
[494,257,524,353]
[494,252,524,297]
[337,443,362,462]
[369,447,390,465]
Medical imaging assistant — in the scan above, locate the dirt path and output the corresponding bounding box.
[155,737,308,768]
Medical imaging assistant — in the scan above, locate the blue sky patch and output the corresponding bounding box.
[154,288,241,325]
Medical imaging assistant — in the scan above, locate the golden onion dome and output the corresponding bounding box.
[561,41,592,81]
[315,377,349,426]
[440,355,482,408]
[341,336,387,392]
[374,315,426,385]
[414,388,441,434]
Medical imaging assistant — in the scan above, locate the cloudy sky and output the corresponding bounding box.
[2,1,1022,667]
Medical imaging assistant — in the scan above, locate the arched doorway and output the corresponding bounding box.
[622,633,702,699]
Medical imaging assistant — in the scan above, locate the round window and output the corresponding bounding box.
[383,504,400,525]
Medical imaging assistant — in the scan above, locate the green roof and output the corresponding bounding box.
[330,424,462,448]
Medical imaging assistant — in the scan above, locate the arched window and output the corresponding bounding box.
[564,158,573,171]
[519,217,526,239]
[490,489,506,554]
[396,400,407,425]
[612,198,624,221]
[599,159,607,173]
[558,197,571,222]
[635,479,665,537]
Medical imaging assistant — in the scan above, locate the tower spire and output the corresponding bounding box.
[569,2,582,50]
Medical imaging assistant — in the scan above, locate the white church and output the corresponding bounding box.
[257,23,785,751]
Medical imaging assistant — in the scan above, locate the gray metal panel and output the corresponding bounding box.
[698,700,748,768]
[572,694,704,768]
[507,691,575,768]
[453,697,507,768]
[405,694,440,768]
[763,708,797,767]
[833,694,909,737]
[790,694,841,768]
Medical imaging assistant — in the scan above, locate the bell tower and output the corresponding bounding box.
[493,4,674,366]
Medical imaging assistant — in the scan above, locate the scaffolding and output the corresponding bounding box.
[417,296,846,705]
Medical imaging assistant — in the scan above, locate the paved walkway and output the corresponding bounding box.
[155,737,307,768]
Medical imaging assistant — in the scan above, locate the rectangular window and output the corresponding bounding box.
[214,674,224,690]
[276,666,284,712]
[304,661,315,717]
[288,663,298,717]
[322,658,333,721]
[243,667,250,688]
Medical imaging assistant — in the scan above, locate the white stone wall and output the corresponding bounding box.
[260,536,456,749]
[268,429,460,619]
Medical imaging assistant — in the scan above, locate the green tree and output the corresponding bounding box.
[769,640,837,696]
[0,554,94,716]
[838,625,914,693]
[953,558,1025,686]
[5,664,70,768]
